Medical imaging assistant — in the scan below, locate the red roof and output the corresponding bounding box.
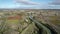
[8,15,22,20]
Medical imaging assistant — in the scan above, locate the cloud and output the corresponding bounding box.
[14,0,40,5]
[50,0,60,5]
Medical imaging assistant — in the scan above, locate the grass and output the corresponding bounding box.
[49,16,60,25]
[6,19,19,24]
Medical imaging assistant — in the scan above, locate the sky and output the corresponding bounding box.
[0,0,60,9]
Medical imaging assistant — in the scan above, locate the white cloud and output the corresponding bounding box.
[50,0,60,5]
[14,0,40,5]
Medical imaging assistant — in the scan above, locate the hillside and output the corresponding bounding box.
[0,9,60,34]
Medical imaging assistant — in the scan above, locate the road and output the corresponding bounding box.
[29,15,57,34]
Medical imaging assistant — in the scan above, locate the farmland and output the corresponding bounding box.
[0,9,60,34]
